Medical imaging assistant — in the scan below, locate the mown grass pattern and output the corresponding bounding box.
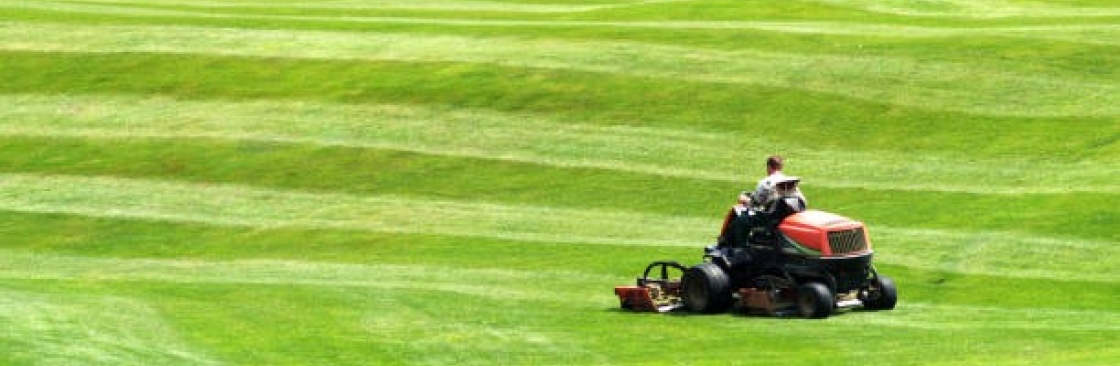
[1,21,1116,116]
[0,1,1117,365]
[2,94,1114,195]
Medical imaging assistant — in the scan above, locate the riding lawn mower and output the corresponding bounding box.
[614,179,898,319]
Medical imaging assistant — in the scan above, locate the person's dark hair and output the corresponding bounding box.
[766,155,784,170]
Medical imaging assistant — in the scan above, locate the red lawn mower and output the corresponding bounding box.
[615,182,897,319]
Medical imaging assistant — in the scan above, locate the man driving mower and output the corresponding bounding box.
[719,155,806,247]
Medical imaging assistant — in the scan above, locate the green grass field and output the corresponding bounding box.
[0,0,1117,365]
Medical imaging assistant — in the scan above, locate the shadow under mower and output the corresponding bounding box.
[615,198,897,319]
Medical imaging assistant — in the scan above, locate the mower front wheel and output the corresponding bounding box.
[797,282,834,319]
[681,262,732,313]
[862,275,898,311]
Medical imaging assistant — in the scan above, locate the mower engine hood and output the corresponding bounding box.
[778,210,871,257]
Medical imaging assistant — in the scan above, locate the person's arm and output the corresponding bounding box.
[749,179,770,207]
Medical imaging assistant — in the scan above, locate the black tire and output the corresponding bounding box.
[797,282,834,319]
[863,275,898,310]
[681,263,732,313]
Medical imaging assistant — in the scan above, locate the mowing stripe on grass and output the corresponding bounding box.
[874,227,1119,282]
[360,308,608,365]
[0,173,1114,282]
[839,302,1120,331]
[13,0,1120,20]
[806,0,1120,18]
[2,94,1114,195]
[0,288,220,365]
[1,22,1115,117]
[0,251,612,301]
[8,2,1120,46]
[3,251,1119,333]
[16,0,682,13]
[0,173,715,247]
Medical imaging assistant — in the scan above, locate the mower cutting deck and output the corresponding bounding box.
[614,261,687,312]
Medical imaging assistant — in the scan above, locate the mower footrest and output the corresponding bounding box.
[836,299,863,309]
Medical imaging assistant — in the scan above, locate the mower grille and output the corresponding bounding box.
[827,228,868,255]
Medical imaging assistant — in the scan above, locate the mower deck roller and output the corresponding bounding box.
[615,203,898,319]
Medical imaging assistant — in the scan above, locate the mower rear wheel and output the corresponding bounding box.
[797,282,834,319]
[681,262,732,313]
[862,275,898,310]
